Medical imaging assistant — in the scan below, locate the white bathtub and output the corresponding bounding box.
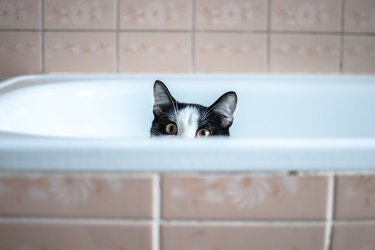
[0,74,375,171]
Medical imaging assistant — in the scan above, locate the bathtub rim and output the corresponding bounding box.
[0,136,375,172]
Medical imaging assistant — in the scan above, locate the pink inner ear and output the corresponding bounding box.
[153,106,163,115]
[221,117,233,128]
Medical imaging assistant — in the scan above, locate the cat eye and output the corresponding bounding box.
[165,123,178,135]
[196,128,211,138]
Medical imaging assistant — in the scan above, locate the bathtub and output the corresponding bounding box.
[0,73,375,172]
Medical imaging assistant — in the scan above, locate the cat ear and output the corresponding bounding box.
[153,80,177,115]
[209,91,237,128]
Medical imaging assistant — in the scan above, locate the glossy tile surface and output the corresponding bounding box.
[0,0,40,29]
[45,32,115,72]
[120,32,190,72]
[45,0,115,29]
[332,224,375,250]
[162,224,326,250]
[335,175,375,219]
[343,36,375,74]
[345,0,375,33]
[271,34,340,72]
[271,0,341,31]
[0,222,152,250]
[120,0,191,30]
[0,174,153,218]
[162,175,328,219]
[196,0,267,31]
[195,33,266,72]
[0,31,40,79]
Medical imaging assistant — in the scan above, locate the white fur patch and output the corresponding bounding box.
[176,106,200,138]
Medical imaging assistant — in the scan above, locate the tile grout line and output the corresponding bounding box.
[40,0,45,74]
[152,174,161,250]
[324,173,336,250]
[190,0,196,72]
[339,0,346,73]
[266,0,272,72]
[115,0,120,73]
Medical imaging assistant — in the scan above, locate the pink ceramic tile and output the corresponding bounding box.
[0,31,40,80]
[45,0,115,29]
[343,36,375,74]
[0,222,152,250]
[271,34,340,73]
[0,174,153,218]
[45,32,115,73]
[271,0,341,31]
[345,0,375,33]
[335,175,375,219]
[120,0,191,30]
[0,0,40,29]
[162,224,325,250]
[162,175,328,220]
[120,32,190,72]
[195,33,266,72]
[196,0,267,31]
[332,224,375,250]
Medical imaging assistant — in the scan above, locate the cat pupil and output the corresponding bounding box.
[150,80,237,137]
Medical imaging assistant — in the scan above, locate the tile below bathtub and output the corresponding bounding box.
[0,174,154,219]
[161,224,325,250]
[331,224,375,250]
[0,221,152,250]
[335,174,375,220]
[0,31,40,80]
[44,32,115,72]
[195,33,267,72]
[270,34,340,73]
[162,175,328,220]
[343,36,375,74]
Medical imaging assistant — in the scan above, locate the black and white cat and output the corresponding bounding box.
[150,80,237,138]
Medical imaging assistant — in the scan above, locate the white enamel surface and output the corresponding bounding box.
[0,74,375,171]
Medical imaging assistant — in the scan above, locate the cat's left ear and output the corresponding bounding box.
[209,91,237,128]
[153,80,177,115]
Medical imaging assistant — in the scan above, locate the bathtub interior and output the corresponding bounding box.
[0,74,375,139]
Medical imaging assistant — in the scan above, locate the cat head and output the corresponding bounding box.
[150,80,237,138]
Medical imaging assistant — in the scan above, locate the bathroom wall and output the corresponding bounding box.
[1,0,375,80]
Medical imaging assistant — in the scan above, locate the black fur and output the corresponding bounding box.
[150,80,237,137]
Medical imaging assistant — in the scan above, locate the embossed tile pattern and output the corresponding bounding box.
[120,32,190,72]
[0,174,153,218]
[345,0,375,33]
[0,0,40,29]
[271,34,340,72]
[0,222,152,250]
[0,31,40,79]
[195,33,267,72]
[331,224,375,250]
[45,32,115,72]
[44,0,115,29]
[271,0,341,31]
[162,224,326,250]
[120,0,191,30]
[162,175,328,220]
[335,175,375,219]
[343,36,375,74]
[196,0,267,31]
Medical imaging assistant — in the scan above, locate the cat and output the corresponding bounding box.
[150,80,237,138]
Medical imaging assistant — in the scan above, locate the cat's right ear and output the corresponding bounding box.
[153,80,176,115]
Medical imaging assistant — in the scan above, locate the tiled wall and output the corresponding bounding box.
[1,0,375,80]
[0,173,375,250]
